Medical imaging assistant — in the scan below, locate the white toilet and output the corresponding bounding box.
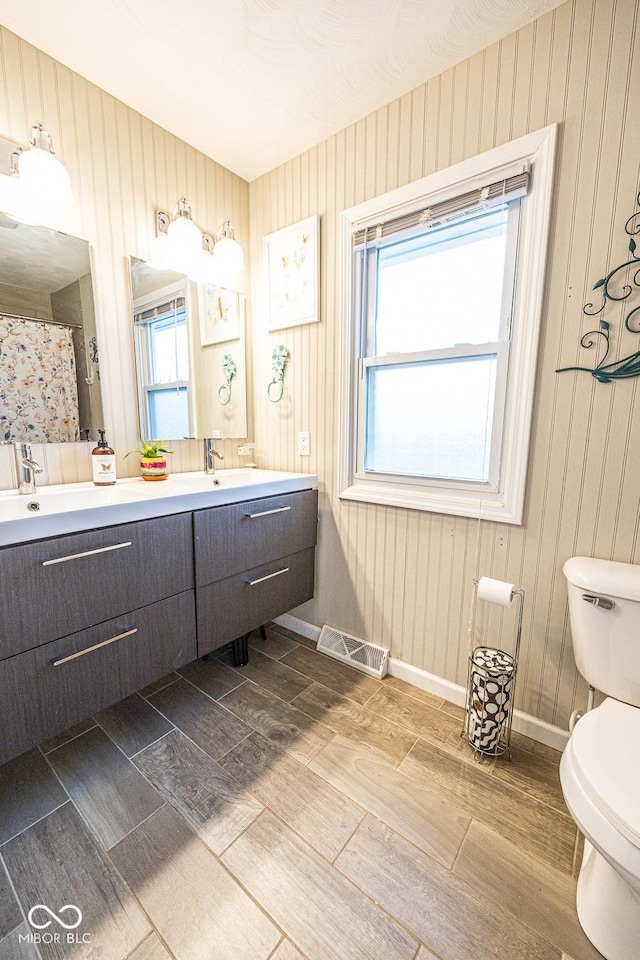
[561,556,640,960]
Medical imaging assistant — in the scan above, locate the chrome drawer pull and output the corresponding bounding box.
[245,506,291,519]
[51,628,138,666]
[42,541,133,566]
[245,567,289,586]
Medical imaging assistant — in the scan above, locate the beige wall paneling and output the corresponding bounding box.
[0,24,250,489]
[1,1,638,731]
[248,0,640,730]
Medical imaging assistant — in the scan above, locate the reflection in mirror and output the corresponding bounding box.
[129,257,247,440]
[0,215,103,442]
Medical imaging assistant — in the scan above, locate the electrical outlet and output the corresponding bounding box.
[298,430,310,456]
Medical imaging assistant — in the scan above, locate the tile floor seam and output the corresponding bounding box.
[101,800,169,853]
[0,797,72,850]
[0,847,32,941]
[37,721,98,756]
[328,822,435,955]
[138,672,181,699]
[288,681,421,765]
[127,727,176,761]
[167,668,241,706]
[449,816,472,873]
[265,936,287,960]
[332,817,565,960]
[222,807,422,960]
[178,805,293,947]
[0,629,587,960]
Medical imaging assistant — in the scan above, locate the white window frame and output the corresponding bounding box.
[337,124,557,524]
[133,279,191,439]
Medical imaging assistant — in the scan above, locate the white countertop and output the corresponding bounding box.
[0,469,317,546]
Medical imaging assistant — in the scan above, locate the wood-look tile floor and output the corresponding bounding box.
[0,624,602,960]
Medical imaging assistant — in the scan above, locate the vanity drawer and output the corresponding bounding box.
[196,546,315,655]
[194,489,317,585]
[0,512,194,659]
[0,590,196,765]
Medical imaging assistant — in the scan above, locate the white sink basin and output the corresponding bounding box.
[0,469,317,546]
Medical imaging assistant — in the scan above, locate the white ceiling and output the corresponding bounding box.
[0,0,565,182]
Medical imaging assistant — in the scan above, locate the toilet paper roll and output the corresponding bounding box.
[477,576,515,607]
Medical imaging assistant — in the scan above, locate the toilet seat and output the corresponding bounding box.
[570,698,640,849]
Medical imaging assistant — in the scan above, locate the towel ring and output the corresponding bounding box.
[268,345,289,403]
[217,354,236,406]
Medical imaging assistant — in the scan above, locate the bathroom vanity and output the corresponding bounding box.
[0,470,317,764]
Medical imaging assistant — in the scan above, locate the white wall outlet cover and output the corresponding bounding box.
[298,431,310,456]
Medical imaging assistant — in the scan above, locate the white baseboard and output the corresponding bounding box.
[387,657,569,752]
[274,614,569,752]
[274,613,322,643]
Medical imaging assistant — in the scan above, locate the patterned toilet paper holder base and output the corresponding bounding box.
[462,582,524,761]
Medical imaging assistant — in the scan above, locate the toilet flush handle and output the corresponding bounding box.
[582,593,615,610]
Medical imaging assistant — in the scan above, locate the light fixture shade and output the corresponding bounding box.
[165,198,202,276]
[212,235,245,273]
[167,214,202,255]
[190,249,219,284]
[18,146,72,207]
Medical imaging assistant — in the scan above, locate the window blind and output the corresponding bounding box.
[134,297,185,323]
[352,171,529,248]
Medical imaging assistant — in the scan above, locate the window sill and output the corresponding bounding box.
[339,479,522,524]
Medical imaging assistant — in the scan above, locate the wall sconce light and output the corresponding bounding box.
[152,199,244,284]
[212,219,245,274]
[0,123,72,229]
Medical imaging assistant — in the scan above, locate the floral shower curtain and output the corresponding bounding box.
[0,315,80,442]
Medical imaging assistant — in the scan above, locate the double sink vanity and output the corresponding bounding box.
[0,469,318,765]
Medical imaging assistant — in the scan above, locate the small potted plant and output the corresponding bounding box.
[124,440,173,481]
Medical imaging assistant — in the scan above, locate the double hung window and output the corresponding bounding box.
[338,127,557,523]
[134,287,191,439]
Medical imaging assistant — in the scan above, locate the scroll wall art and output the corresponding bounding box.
[557,192,640,382]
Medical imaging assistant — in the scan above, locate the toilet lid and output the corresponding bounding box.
[571,698,640,847]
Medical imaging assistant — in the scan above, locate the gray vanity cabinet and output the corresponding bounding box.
[194,489,318,655]
[0,513,197,764]
[0,513,194,659]
[0,592,195,762]
[0,486,317,765]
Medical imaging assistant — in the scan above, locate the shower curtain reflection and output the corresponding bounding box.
[0,315,80,442]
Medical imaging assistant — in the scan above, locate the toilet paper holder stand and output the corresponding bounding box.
[462,578,525,761]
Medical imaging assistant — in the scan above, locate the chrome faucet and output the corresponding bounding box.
[204,437,224,474]
[14,442,44,494]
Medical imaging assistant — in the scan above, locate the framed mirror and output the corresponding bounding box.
[129,257,247,441]
[0,215,104,442]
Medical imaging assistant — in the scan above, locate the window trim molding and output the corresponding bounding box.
[337,124,557,524]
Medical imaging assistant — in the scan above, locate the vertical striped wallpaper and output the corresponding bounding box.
[248,0,640,728]
[0,1,638,729]
[0,24,250,488]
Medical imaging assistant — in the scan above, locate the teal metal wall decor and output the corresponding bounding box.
[268,344,289,402]
[217,353,236,405]
[557,192,640,382]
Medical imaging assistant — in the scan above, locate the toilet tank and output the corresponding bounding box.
[564,556,640,707]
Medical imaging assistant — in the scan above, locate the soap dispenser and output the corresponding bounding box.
[92,430,116,486]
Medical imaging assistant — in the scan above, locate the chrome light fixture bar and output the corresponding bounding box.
[153,199,244,283]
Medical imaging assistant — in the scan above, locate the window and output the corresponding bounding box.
[133,284,191,439]
[338,126,557,524]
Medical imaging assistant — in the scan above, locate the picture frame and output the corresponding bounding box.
[264,214,319,330]
[198,284,242,345]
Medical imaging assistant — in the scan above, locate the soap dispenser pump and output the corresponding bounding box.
[92,430,116,486]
